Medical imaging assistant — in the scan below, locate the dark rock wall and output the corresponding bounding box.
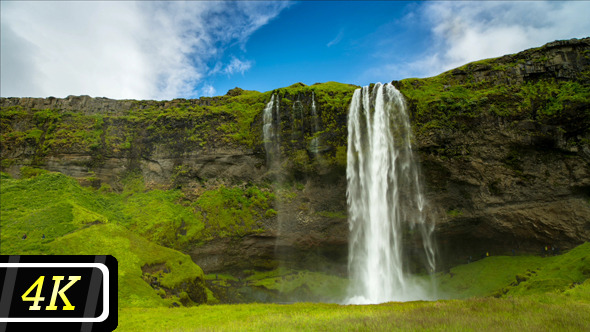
[407,38,590,264]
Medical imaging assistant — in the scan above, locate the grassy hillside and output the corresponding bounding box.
[2,171,589,301]
[50,223,207,307]
[435,243,590,299]
[0,171,211,306]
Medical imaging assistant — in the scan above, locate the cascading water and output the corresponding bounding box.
[311,92,319,133]
[291,96,304,141]
[263,93,280,165]
[263,93,289,283]
[310,91,322,154]
[346,82,436,304]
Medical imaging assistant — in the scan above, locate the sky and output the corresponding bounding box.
[1,1,590,100]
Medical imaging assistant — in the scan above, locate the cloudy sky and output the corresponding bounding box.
[2,1,589,100]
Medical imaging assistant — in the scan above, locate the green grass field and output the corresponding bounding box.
[118,263,590,331]
[1,171,589,331]
[117,292,590,331]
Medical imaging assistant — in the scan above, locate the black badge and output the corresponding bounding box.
[0,255,118,332]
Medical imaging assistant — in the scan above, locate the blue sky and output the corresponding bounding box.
[2,1,589,100]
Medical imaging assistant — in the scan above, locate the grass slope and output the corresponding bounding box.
[0,171,208,307]
[435,243,590,299]
[49,223,205,308]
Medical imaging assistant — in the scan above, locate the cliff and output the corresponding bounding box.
[398,37,590,262]
[1,38,589,272]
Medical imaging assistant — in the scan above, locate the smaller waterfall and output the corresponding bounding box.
[310,91,322,154]
[311,91,320,134]
[263,94,280,165]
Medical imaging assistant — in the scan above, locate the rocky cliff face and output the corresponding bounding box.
[400,37,590,263]
[1,38,589,272]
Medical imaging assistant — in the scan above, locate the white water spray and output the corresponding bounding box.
[310,91,322,154]
[346,83,436,304]
[311,91,319,133]
[263,94,280,165]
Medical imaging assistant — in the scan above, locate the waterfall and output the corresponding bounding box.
[310,91,321,154]
[292,96,304,141]
[263,93,280,165]
[346,82,436,304]
[311,91,319,133]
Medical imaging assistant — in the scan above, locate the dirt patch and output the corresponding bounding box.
[142,262,167,274]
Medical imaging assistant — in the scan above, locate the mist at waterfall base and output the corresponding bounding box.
[345,83,437,305]
[262,84,437,304]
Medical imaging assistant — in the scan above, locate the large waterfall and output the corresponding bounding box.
[346,83,436,304]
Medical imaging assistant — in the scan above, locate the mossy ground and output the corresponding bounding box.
[434,243,590,299]
[244,267,348,302]
[50,223,205,308]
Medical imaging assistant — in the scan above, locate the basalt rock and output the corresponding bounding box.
[406,37,590,265]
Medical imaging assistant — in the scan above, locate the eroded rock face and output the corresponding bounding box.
[188,172,350,274]
[448,38,590,85]
[407,38,590,264]
[1,38,589,271]
[421,117,590,263]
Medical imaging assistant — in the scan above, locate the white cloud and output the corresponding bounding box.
[0,1,289,100]
[223,57,252,76]
[366,1,590,81]
[415,1,590,77]
[327,29,344,47]
[201,84,216,97]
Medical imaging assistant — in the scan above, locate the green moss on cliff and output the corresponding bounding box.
[195,185,275,239]
[257,81,357,174]
[0,171,274,252]
[398,60,590,143]
[0,91,267,164]
[0,80,360,180]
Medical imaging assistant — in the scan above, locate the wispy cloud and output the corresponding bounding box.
[200,84,216,97]
[327,29,344,47]
[223,57,253,76]
[0,1,290,100]
[417,1,590,77]
[363,1,590,82]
